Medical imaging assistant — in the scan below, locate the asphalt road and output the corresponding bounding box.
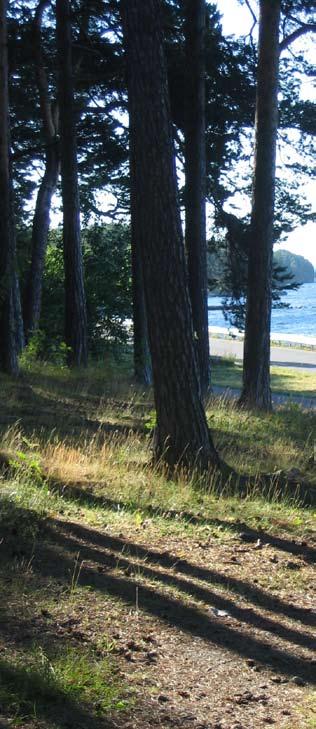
[209,336,316,372]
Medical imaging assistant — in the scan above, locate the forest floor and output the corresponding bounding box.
[0,362,315,729]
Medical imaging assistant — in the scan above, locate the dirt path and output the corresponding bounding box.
[3,512,313,729]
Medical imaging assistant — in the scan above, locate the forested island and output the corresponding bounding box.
[274,249,315,284]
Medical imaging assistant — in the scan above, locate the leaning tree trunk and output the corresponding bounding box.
[184,0,210,398]
[56,0,87,367]
[23,0,60,342]
[0,0,18,375]
[121,0,219,472]
[240,0,280,411]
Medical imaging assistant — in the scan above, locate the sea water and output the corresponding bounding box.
[208,282,316,340]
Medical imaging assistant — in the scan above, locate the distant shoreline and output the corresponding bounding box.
[209,326,316,351]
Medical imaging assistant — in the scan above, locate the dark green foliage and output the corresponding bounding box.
[83,224,131,355]
[18,224,131,361]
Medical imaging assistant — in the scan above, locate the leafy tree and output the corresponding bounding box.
[184,0,210,396]
[240,0,316,410]
[56,0,88,366]
[121,0,219,471]
[23,0,60,343]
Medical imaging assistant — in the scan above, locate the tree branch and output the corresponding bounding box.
[280,23,316,53]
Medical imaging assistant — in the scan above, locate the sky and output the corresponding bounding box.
[216,0,316,267]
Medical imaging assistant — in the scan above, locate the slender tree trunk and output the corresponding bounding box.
[184,0,210,398]
[121,0,219,472]
[240,0,280,410]
[0,0,18,375]
[56,0,87,367]
[24,143,59,340]
[13,269,24,354]
[24,0,60,342]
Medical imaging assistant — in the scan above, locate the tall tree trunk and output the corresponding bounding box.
[24,0,60,342]
[24,143,59,340]
[131,235,152,386]
[0,0,19,375]
[184,0,210,398]
[240,0,280,410]
[130,141,152,386]
[121,0,219,472]
[56,0,87,367]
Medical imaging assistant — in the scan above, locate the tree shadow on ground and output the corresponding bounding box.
[2,504,314,683]
[48,477,316,562]
[0,657,114,729]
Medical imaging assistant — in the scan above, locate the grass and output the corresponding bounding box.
[211,357,316,398]
[0,361,315,727]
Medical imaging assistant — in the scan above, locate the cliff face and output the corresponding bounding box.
[273,249,315,284]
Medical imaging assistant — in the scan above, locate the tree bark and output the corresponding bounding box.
[0,0,19,375]
[130,137,152,386]
[131,234,152,386]
[121,0,219,472]
[24,1,60,342]
[56,0,87,367]
[184,0,210,398]
[240,0,280,410]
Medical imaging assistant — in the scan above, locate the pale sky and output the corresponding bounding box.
[215,0,316,267]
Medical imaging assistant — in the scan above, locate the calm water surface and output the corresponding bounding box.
[208,282,316,338]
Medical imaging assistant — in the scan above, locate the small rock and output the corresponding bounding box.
[158,694,169,703]
[211,608,231,618]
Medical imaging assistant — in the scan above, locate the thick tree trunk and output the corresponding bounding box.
[240,0,280,410]
[0,0,18,375]
[24,0,60,342]
[56,0,87,367]
[130,141,152,386]
[121,0,219,472]
[184,0,210,398]
[131,236,152,386]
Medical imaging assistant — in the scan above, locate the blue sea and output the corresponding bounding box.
[208,282,316,339]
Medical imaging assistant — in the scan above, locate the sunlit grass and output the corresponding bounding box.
[211,358,316,398]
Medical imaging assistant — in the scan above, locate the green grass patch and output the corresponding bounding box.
[211,358,316,398]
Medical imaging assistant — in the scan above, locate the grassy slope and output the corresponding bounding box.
[0,364,315,728]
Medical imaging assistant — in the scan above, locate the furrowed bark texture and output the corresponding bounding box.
[240,0,280,410]
[121,0,218,471]
[0,0,18,375]
[24,0,60,341]
[56,0,87,367]
[184,0,210,397]
[131,233,152,386]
